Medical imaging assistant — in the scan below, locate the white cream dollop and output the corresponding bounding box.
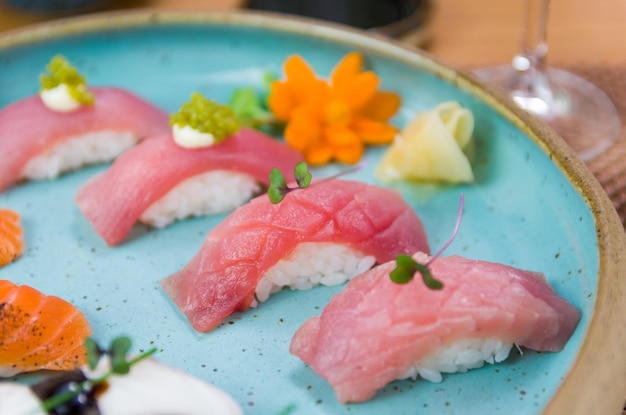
[0,358,242,415]
[86,357,242,415]
[172,124,216,148]
[0,383,46,415]
[39,83,82,113]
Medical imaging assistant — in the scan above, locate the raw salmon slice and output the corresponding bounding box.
[0,280,93,377]
[0,209,24,268]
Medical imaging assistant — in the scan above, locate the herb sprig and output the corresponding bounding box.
[268,162,312,204]
[389,193,465,289]
[40,336,157,412]
[229,72,280,130]
[267,161,367,204]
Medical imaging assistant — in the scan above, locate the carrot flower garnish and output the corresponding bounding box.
[268,52,401,165]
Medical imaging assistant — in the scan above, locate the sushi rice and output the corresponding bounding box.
[254,242,377,304]
[140,170,262,228]
[21,131,137,180]
[399,338,513,383]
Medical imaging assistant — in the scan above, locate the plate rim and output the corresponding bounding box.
[0,9,624,414]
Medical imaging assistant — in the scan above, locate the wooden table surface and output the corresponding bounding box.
[0,0,625,70]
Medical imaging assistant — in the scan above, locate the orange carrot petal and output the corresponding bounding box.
[324,125,360,146]
[284,54,318,85]
[305,142,335,165]
[334,71,380,109]
[360,91,402,121]
[284,106,323,153]
[268,82,297,121]
[352,116,398,144]
[323,99,352,126]
[330,52,363,86]
[333,142,365,164]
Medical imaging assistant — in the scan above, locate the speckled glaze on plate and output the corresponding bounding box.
[0,10,624,415]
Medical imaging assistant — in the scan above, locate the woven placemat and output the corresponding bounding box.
[564,64,626,228]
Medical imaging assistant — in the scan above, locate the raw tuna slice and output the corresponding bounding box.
[161,179,430,333]
[75,128,303,246]
[0,87,169,192]
[290,252,581,403]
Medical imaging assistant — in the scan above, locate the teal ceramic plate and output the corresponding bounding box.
[0,10,625,415]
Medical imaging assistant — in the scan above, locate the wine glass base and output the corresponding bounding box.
[474,65,622,161]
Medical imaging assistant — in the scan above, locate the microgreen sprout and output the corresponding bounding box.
[230,87,275,129]
[40,336,157,412]
[389,193,465,289]
[229,72,280,130]
[268,161,312,204]
[267,160,367,204]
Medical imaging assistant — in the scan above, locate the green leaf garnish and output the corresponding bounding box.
[170,92,240,142]
[40,54,94,106]
[230,86,276,129]
[389,194,465,290]
[40,336,157,412]
[110,336,132,375]
[268,167,289,204]
[268,162,313,204]
[84,337,102,370]
[389,254,420,284]
[294,161,312,189]
[389,255,444,289]
[267,161,366,204]
[229,71,281,131]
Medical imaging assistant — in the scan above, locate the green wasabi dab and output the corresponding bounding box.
[170,93,240,143]
[39,54,94,106]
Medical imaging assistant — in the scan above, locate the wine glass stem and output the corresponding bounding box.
[515,0,550,73]
[508,0,556,116]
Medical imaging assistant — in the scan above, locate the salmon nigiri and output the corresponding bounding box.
[0,209,24,268]
[0,55,169,193]
[161,179,430,333]
[290,252,581,403]
[0,280,93,377]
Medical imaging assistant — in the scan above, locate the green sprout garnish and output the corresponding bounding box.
[39,54,94,106]
[268,161,312,204]
[267,161,367,204]
[390,255,444,289]
[389,194,465,290]
[40,336,157,412]
[229,72,280,131]
[170,92,240,142]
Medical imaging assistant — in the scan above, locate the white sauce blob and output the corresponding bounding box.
[39,83,82,112]
[172,124,216,148]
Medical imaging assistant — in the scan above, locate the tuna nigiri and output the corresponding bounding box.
[0,209,24,268]
[161,179,430,333]
[289,252,581,403]
[75,126,304,246]
[0,56,169,193]
[0,280,93,377]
